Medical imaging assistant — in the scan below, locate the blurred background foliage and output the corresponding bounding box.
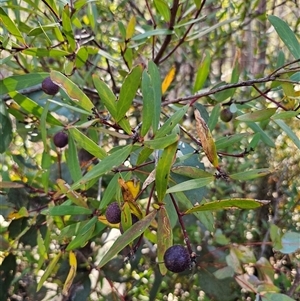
[0,0,300,300]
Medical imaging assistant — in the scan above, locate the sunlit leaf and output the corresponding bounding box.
[62,6,76,51]
[171,166,213,179]
[37,250,62,291]
[0,8,26,45]
[154,0,170,22]
[230,168,271,180]
[156,141,178,202]
[185,198,270,214]
[236,108,277,122]
[193,50,211,93]
[8,91,62,126]
[132,29,173,41]
[126,15,136,40]
[50,71,94,112]
[98,210,157,268]
[22,48,71,57]
[62,251,77,296]
[268,15,300,60]
[167,176,214,194]
[274,119,300,149]
[118,178,140,202]
[162,66,176,94]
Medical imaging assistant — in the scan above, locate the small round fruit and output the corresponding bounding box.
[164,245,191,273]
[42,77,59,95]
[53,131,68,148]
[105,202,121,224]
[220,108,233,122]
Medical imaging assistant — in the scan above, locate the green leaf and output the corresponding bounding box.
[156,141,178,202]
[22,48,71,57]
[247,122,275,148]
[62,6,76,51]
[148,61,162,133]
[98,174,119,210]
[37,250,62,291]
[157,206,173,275]
[271,110,299,120]
[208,103,220,131]
[154,0,170,22]
[155,105,189,138]
[270,224,283,251]
[193,50,211,93]
[8,91,62,126]
[236,108,277,122]
[116,65,143,121]
[277,231,300,254]
[230,168,271,180]
[141,70,154,136]
[92,75,117,117]
[66,134,82,183]
[166,176,214,194]
[0,73,49,95]
[71,144,133,190]
[132,29,173,41]
[68,127,107,160]
[27,23,60,36]
[98,210,157,268]
[46,206,92,216]
[185,198,270,214]
[274,119,300,149]
[56,179,89,208]
[66,217,97,251]
[0,7,26,45]
[50,71,94,112]
[144,133,179,149]
[262,293,295,301]
[215,133,249,150]
[75,47,89,68]
[0,102,12,153]
[171,166,213,179]
[268,15,300,60]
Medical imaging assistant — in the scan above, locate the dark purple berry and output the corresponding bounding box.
[164,245,191,273]
[53,131,68,148]
[42,77,59,95]
[220,108,233,122]
[105,202,121,224]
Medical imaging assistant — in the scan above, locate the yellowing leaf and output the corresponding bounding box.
[126,16,136,40]
[62,251,77,296]
[162,66,176,94]
[118,178,140,202]
[194,110,219,168]
[7,207,29,220]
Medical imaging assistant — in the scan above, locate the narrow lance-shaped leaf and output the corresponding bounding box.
[8,91,62,126]
[0,101,12,153]
[116,64,143,121]
[162,66,176,94]
[185,198,270,214]
[98,210,157,268]
[66,134,82,183]
[47,206,92,216]
[236,108,277,122]
[68,127,107,160]
[268,15,300,60]
[141,70,154,136]
[0,7,26,45]
[193,50,211,93]
[126,15,136,40]
[156,141,178,202]
[230,168,271,181]
[166,176,214,193]
[62,5,76,51]
[50,71,94,112]
[157,206,173,275]
[154,0,170,22]
[148,61,162,133]
[156,105,189,138]
[62,251,77,296]
[71,144,133,190]
[274,119,300,149]
[144,133,179,149]
[194,109,219,168]
[56,179,89,208]
[37,250,62,291]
